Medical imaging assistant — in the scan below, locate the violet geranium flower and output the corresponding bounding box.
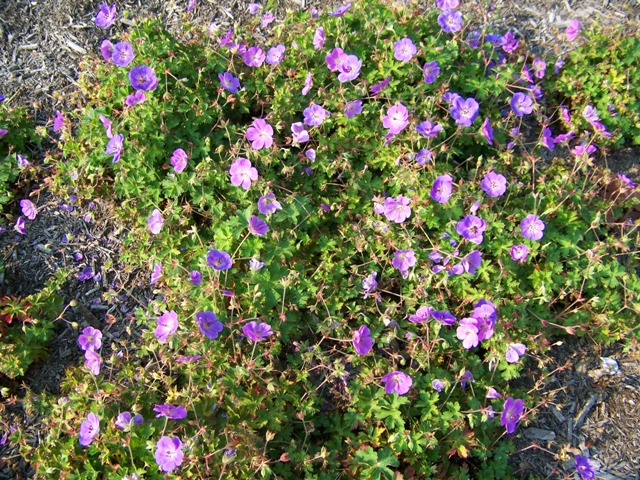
[112,42,134,67]
[291,122,309,144]
[575,456,596,480]
[150,262,162,285]
[457,318,480,349]
[337,54,362,83]
[510,92,533,116]
[502,31,519,53]
[265,44,285,65]
[100,39,113,61]
[155,310,179,343]
[382,103,409,135]
[170,148,188,173]
[257,193,282,215]
[481,171,507,197]
[393,38,417,62]
[218,72,240,93]
[129,65,158,91]
[190,270,202,285]
[125,91,146,106]
[244,46,266,67]
[53,110,65,132]
[520,214,545,240]
[392,249,416,278]
[450,96,479,127]
[313,27,325,50]
[79,412,100,447]
[501,397,525,434]
[155,436,184,473]
[383,195,411,223]
[481,117,494,145]
[362,272,378,298]
[510,244,528,261]
[246,119,273,150]
[95,3,116,28]
[242,321,273,342]
[148,209,163,235]
[329,2,352,16]
[19,199,37,220]
[432,310,457,326]
[154,404,187,420]
[438,9,463,33]
[14,217,26,235]
[303,104,330,127]
[105,133,124,163]
[229,157,258,189]
[115,412,143,430]
[430,174,454,204]
[353,325,373,355]
[344,100,363,119]
[301,72,313,96]
[423,61,440,84]
[325,47,347,71]
[409,306,432,323]
[78,326,102,351]
[565,19,581,42]
[248,215,269,236]
[84,350,102,376]
[206,250,232,270]
[416,120,442,138]
[505,343,526,363]
[381,371,412,395]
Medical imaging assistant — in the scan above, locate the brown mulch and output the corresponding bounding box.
[0,0,639,479]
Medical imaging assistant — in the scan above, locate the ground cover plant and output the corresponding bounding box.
[3,0,639,478]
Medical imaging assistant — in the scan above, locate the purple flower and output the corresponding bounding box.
[100,39,113,61]
[481,117,494,145]
[171,148,188,173]
[115,412,140,430]
[353,325,373,355]
[248,215,269,236]
[437,0,460,8]
[370,76,391,96]
[244,46,266,67]
[79,412,100,447]
[77,266,94,282]
[432,310,457,326]
[481,171,507,197]
[383,195,412,223]
[53,110,64,132]
[457,318,480,349]
[422,61,440,84]
[176,355,202,363]
[566,19,581,42]
[431,174,454,203]
[148,209,163,235]
[505,343,526,363]
[246,119,273,150]
[219,72,240,93]
[450,96,479,127]
[248,3,261,14]
[14,217,26,235]
[415,148,433,165]
[305,149,316,161]
[532,57,546,79]
[155,436,184,473]
[257,193,282,215]
[99,114,113,138]
[381,371,412,395]
[229,157,258,189]
[78,326,102,351]
[502,31,519,53]
[265,44,285,65]
[338,54,362,82]
[394,37,417,62]
[154,404,187,420]
[19,199,37,220]
[95,3,116,28]
[362,272,378,298]
[196,311,223,340]
[520,214,545,240]
[541,127,555,151]
[432,379,445,392]
[438,10,463,33]
[129,65,158,91]
[392,249,416,278]
[291,122,309,144]
[105,133,124,163]
[187,0,197,11]
[261,12,275,27]
[155,311,179,343]
[575,456,596,480]
[466,30,481,48]
[313,27,325,50]
[459,250,483,274]
[572,143,597,157]
[125,91,146,106]
[409,306,432,323]
[150,263,162,285]
[112,42,134,67]
[501,397,525,434]
[329,2,351,16]
[242,321,273,342]
[325,47,347,71]
[0,129,7,138]
[249,258,265,270]
[416,121,442,138]
[84,350,102,376]
[344,100,362,119]
[190,270,202,285]
[301,72,313,96]
[303,104,330,126]
[510,92,533,116]
[459,370,474,388]
[582,105,600,124]
[618,173,637,189]
[382,103,409,135]
[207,250,232,270]
[510,244,528,261]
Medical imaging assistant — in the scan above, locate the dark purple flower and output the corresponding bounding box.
[129,65,158,91]
[150,262,162,285]
[246,119,273,150]
[394,37,417,62]
[541,127,555,151]
[244,46,266,67]
[572,143,597,158]
[431,174,454,203]
[248,215,269,236]
[301,72,313,96]
[190,270,202,285]
[229,157,258,189]
[438,10,463,33]
[338,54,362,83]
[155,311,178,343]
[505,343,526,363]
[95,3,116,28]
[53,110,64,132]
[125,91,146,106]
[303,104,330,126]
[383,195,411,223]
[566,19,581,42]
[510,244,528,261]
[362,272,378,298]
[257,193,282,215]
[196,311,223,339]
[344,100,363,119]
[501,397,524,434]
[14,217,26,235]
[422,61,440,84]
[554,130,575,144]
[187,0,197,11]
[510,92,533,116]
[105,133,124,163]
[502,31,519,53]
[520,214,545,240]
[575,456,596,480]
[242,321,273,342]
[154,403,187,420]
[416,121,442,138]
[481,117,494,145]
[381,371,412,395]
[457,317,480,349]
[459,370,474,388]
[466,30,481,48]
[148,209,163,235]
[370,76,391,96]
[383,103,409,135]
[291,122,309,144]
[0,128,7,138]
[265,44,285,65]
[313,27,325,50]
[329,2,351,16]
[219,72,240,93]
[432,310,457,326]
[19,199,37,220]
[325,47,347,71]
[618,173,637,189]
[171,148,188,173]
[155,436,184,473]
[207,250,232,270]
[112,42,134,67]
[450,96,479,127]
[409,306,432,323]
[481,171,507,197]
[353,325,373,355]
[77,266,94,282]
[459,250,482,274]
[555,57,564,74]
[84,349,101,375]
[99,114,113,138]
[79,412,100,447]
[392,249,416,278]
